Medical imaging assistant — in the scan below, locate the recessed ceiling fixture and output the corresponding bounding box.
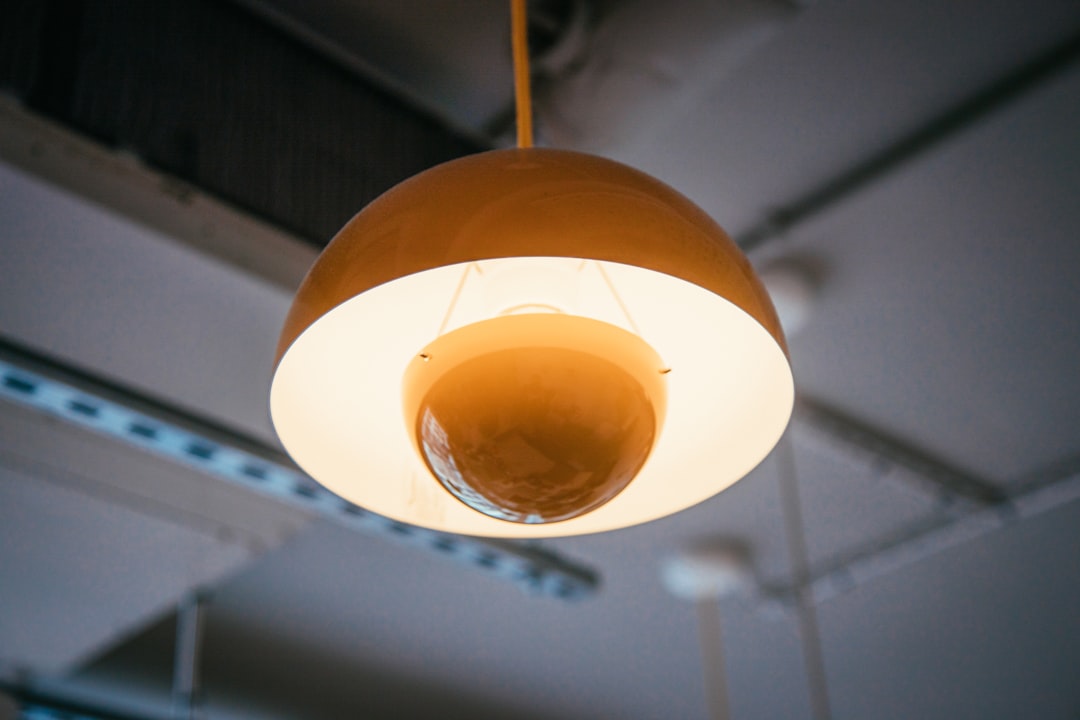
[269,0,794,538]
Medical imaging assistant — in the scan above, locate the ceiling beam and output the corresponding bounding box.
[0,336,600,602]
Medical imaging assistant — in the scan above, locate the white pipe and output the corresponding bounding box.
[538,0,799,155]
[761,470,1080,610]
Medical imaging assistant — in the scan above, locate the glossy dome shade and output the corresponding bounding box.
[270,148,794,538]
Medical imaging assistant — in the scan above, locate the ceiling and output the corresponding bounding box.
[2,0,1080,718]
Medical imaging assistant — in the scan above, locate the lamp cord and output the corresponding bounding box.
[511,0,534,148]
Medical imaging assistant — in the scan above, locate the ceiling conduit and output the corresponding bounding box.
[536,0,801,155]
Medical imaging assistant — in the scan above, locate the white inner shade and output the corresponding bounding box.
[270,258,794,538]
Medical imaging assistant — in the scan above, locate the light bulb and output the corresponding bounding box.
[402,313,668,523]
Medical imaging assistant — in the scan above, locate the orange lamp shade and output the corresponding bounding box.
[270,148,794,538]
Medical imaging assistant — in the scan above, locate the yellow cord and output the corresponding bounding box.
[511,0,533,148]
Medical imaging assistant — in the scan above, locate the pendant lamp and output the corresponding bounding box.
[269,0,794,538]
